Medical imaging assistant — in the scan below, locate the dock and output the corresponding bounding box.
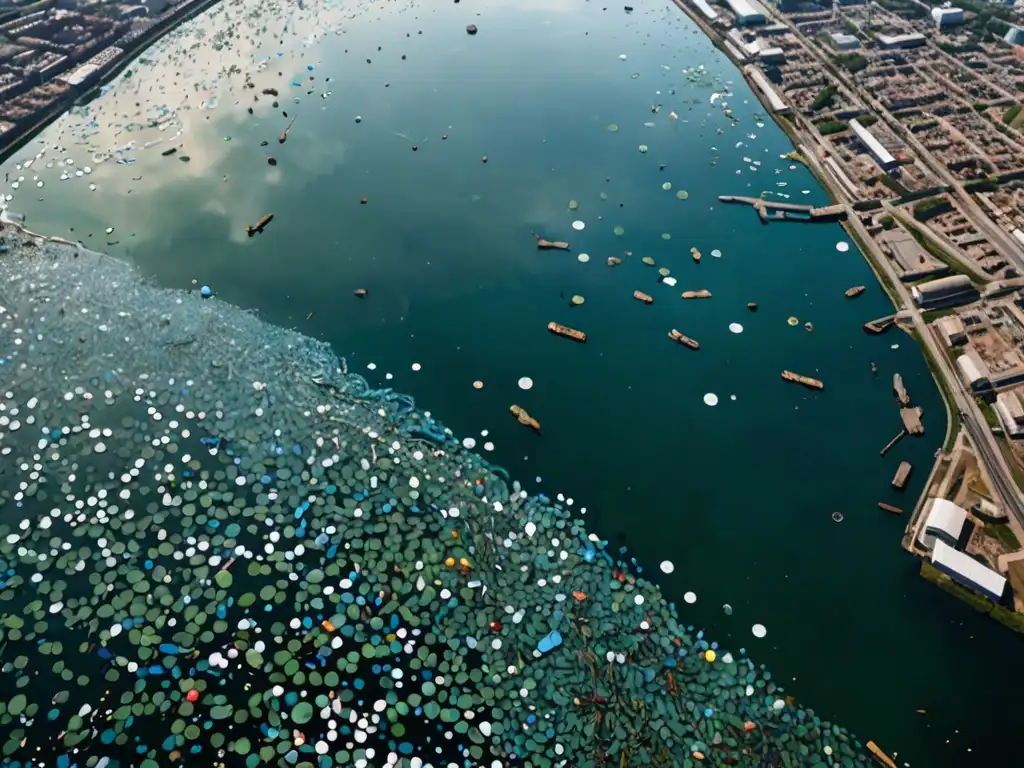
[879,430,907,457]
[893,373,910,406]
[718,195,847,224]
[892,461,912,489]
[864,315,896,334]
[900,407,924,436]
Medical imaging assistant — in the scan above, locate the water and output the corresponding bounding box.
[1,0,1022,765]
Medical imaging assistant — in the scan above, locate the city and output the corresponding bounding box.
[0,0,218,155]
[673,0,1024,632]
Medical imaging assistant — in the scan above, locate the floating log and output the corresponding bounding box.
[246,213,274,237]
[510,405,540,431]
[682,289,712,299]
[781,370,823,390]
[690,247,702,263]
[161,147,177,157]
[278,115,297,144]
[668,329,700,349]
[878,502,903,515]
[531,231,570,250]
[548,322,586,342]
[879,430,906,457]
[633,290,653,304]
[866,741,898,768]
[845,285,865,298]
[892,461,912,489]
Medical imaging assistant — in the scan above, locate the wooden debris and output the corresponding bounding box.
[878,502,903,515]
[354,288,368,297]
[668,329,700,349]
[531,231,570,250]
[633,290,653,304]
[845,285,865,298]
[510,404,540,431]
[246,213,274,237]
[548,322,587,342]
[682,289,712,300]
[747,302,758,311]
[781,370,823,390]
[607,256,623,266]
[278,115,298,144]
[866,740,898,768]
[690,247,701,263]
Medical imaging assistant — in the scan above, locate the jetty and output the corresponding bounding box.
[900,407,924,436]
[880,430,906,457]
[892,461,912,489]
[781,370,823,390]
[864,314,896,334]
[718,195,847,223]
[548,322,586,342]
[668,330,700,349]
[893,373,910,406]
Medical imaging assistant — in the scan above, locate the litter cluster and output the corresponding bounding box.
[0,233,873,765]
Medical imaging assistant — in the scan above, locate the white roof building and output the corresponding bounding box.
[917,498,968,550]
[849,118,897,170]
[932,7,965,25]
[876,32,926,49]
[995,390,1024,438]
[956,351,991,391]
[931,540,1007,602]
[911,274,976,308]
[936,315,966,347]
[722,0,767,24]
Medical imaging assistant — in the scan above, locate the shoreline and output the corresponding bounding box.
[669,0,956,546]
[0,0,224,166]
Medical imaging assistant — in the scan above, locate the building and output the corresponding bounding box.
[995,389,1024,438]
[830,32,860,50]
[918,498,968,551]
[849,118,898,171]
[760,46,785,65]
[936,315,967,346]
[1005,25,1024,47]
[720,0,767,25]
[876,32,927,49]
[881,229,948,282]
[956,350,991,391]
[744,65,790,114]
[911,274,977,309]
[931,7,965,26]
[931,540,1007,602]
[691,0,719,21]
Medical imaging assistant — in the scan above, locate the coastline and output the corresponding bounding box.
[669,0,957,540]
[0,0,224,166]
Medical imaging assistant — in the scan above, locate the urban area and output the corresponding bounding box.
[0,0,217,150]
[671,0,1024,632]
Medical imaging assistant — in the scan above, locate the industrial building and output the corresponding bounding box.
[918,499,967,551]
[849,118,898,171]
[880,228,948,282]
[995,390,1024,438]
[830,32,860,50]
[931,7,965,26]
[719,0,767,25]
[931,540,1007,602]
[936,315,967,347]
[759,46,785,65]
[875,32,926,49]
[911,274,977,309]
[957,350,992,392]
[691,0,719,21]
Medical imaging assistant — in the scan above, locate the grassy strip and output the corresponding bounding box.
[904,221,979,281]
[908,328,961,452]
[920,561,1024,633]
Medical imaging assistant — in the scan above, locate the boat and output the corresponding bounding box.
[892,461,912,489]
[668,329,700,349]
[547,322,587,342]
[681,289,712,299]
[781,370,823,390]
[633,290,653,304]
[893,373,910,406]
[845,285,865,298]
[161,147,177,157]
[246,214,274,237]
[877,502,903,515]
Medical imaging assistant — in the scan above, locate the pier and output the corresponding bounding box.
[718,196,848,224]
[892,461,912,489]
[864,314,896,334]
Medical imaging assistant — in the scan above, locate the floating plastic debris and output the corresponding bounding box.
[684,591,697,604]
[752,624,768,639]
[577,253,590,263]
[571,294,585,305]
[638,144,648,153]
[518,377,534,390]
[676,190,689,200]
[711,249,722,258]
[607,123,619,132]
[703,393,719,406]
[729,323,743,334]
[662,182,672,191]
[787,316,799,326]
[836,241,850,253]
[660,560,675,574]
[572,220,586,230]
[613,225,625,236]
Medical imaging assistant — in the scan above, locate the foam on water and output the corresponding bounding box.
[0,231,871,764]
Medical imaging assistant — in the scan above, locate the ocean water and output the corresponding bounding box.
[1,0,1022,765]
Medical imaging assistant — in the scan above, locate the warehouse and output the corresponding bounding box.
[931,540,1007,602]
[721,0,767,25]
[911,274,977,309]
[917,499,967,551]
[849,118,897,171]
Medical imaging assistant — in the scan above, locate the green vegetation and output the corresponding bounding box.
[922,307,960,321]
[973,102,989,113]
[996,438,1024,494]
[833,52,869,73]
[978,399,1000,429]
[1004,104,1022,126]
[984,523,1022,551]
[879,214,895,230]
[810,83,838,111]
[912,196,951,221]
[964,177,999,193]
[905,222,976,279]
[920,561,1024,634]
[857,114,878,127]
[908,328,960,451]
[817,120,848,135]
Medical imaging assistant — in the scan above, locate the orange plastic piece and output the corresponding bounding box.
[572,591,587,601]
[321,619,336,632]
